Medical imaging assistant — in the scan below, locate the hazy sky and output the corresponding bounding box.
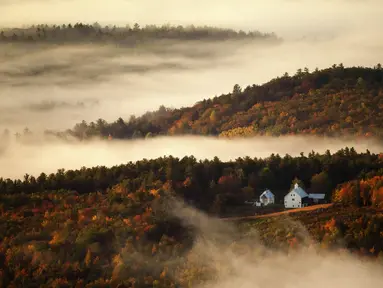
[1,0,382,38]
[1,0,382,133]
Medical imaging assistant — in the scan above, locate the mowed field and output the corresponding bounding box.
[221,203,333,221]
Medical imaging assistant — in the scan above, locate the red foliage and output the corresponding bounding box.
[133,215,142,223]
[218,175,236,185]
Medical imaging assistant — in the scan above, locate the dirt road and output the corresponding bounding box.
[221,203,333,221]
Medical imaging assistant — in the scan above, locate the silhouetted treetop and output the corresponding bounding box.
[0,23,280,44]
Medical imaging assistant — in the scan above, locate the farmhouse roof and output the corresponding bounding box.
[308,193,326,199]
[260,190,274,199]
[289,183,309,198]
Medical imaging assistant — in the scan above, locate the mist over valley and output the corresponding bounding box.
[0,1,383,287]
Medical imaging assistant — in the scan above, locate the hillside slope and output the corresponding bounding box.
[1,150,383,286]
[42,64,383,141]
[0,188,382,287]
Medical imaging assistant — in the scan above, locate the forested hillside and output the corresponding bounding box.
[1,148,383,213]
[40,64,383,141]
[1,149,383,287]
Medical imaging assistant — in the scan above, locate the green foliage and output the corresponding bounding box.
[0,148,382,210]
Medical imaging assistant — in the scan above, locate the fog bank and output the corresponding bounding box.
[1,0,382,38]
[164,199,383,287]
[1,33,383,133]
[1,0,382,133]
[0,135,382,179]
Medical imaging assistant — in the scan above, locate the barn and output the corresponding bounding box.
[284,183,327,208]
[259,190,275,206]
[284,183,309,208]
[308,193,326,204]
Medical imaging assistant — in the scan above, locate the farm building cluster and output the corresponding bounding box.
[246,183,326,209]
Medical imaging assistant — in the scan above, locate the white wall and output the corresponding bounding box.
[284,193,302,209]
[260,196,275,206]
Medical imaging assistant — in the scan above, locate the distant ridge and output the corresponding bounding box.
[0,23,280,44]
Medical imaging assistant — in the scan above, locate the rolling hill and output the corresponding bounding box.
[40,64,383,141]
[1,165,382,287]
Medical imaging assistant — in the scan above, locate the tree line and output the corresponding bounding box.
[0,148,382,287]
[1,148,383,213]
[0,23,279,44]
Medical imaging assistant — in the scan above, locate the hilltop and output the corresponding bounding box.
[38,64,383,141]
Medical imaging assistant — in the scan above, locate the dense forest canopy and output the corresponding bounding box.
[1,148,383,212]
[0,147,383,287]
[1,20,383,287]
[0,23,280,44]
[7,63,378,141]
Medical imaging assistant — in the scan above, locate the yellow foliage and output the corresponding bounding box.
[150,189,159,197]
[160,267,168,279]
[49,231,62,245]
[85,249,92,267]
[112,254,123,266]
[219,126,255,138]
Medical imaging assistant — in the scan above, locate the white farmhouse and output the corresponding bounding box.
[284,183,309,208]
[260,190,275,206]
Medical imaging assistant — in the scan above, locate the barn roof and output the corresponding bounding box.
[288,183,308,198]
[308,193,326,199]
[260,190,274,199]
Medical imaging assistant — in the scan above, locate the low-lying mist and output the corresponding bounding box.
[154,198,383,287]
[1,135,382,179]
[1,1,383,133]
[1,32,383,133]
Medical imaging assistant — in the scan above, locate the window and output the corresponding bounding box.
[292,198,295,201]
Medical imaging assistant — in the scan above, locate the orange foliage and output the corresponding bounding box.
[123,218,132,226]
[372,187,383,208]
[324,218,337,233]
[144,225,154,232]
[112,184,128,194]
[49,231,61,245]
[183,177,192,187]
[149,189,159,197]
[288,237,298,249]
[334,182,354,203]
[160,267,168,279]
[218,175,234,185]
